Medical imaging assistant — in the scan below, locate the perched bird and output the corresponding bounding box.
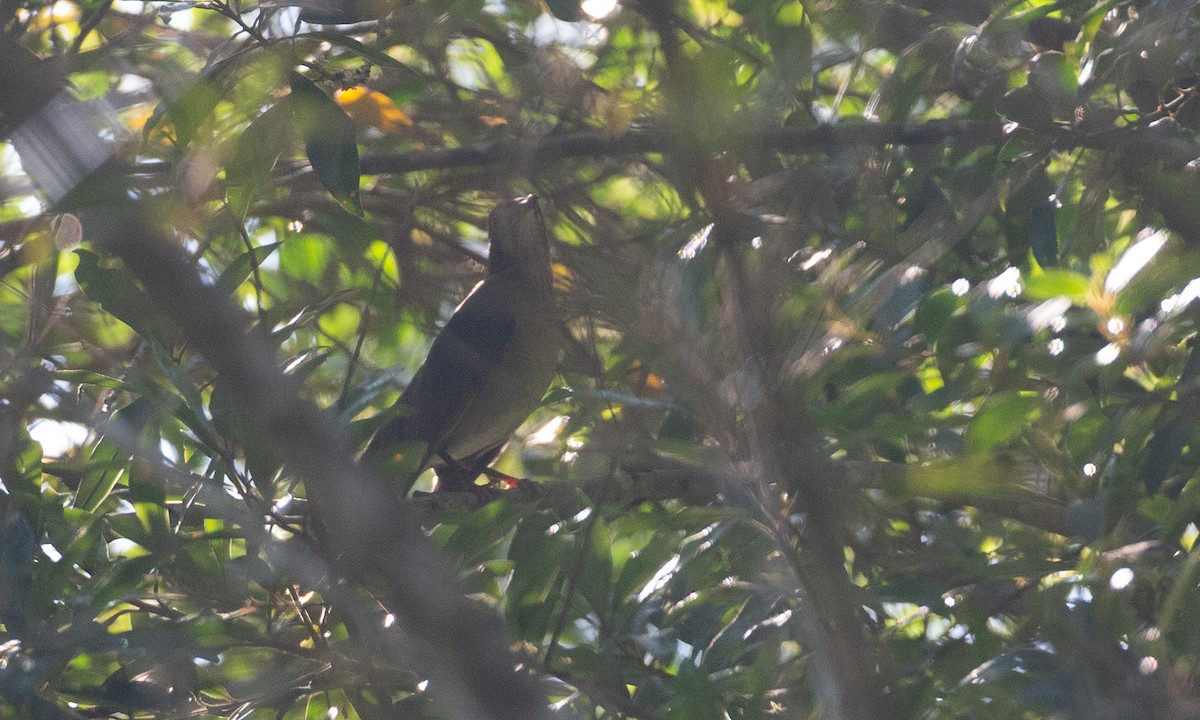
[362,196,559,493]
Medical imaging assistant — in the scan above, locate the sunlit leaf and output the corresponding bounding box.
[215,242,283,297]
[1022,269,1090,303]
[143,78,224,147]
[965,391,1042,453]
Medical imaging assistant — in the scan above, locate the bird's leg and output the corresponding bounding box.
[434,452,528,493]
[480,466,527,490]
[432,452,479,492]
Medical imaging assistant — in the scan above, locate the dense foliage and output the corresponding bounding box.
[4,0,1200,718]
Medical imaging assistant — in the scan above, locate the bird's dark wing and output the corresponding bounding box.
[362,279,517,472]
[438,284,518,366]
[411,297,516,449]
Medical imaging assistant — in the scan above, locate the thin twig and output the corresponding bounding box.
[337,249,388,414]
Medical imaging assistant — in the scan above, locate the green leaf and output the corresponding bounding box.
[1116,248,1200,315]
[914,288,959,340]
[442,497,527,567]
[75,249,181,346]
[340,365,405,424]
[507,512,570,643]
[289,72,363,215]
[1029,202,1058,268]
[997,84,1054,129]
[304,691,332,720]
[53,369,132,391]
[214,242,283,298]
[7,430,44,506]
[268,291,355,342]
[965,391,1042,453]
[0,515,36,630]
[935,311,981,379]
[665,664,723,720]
[74,397,155,512]
[579,518,613,617]
[771,5,811,93]
[225,101,295,220]
[1140,416,1187,495]
[1027,51,1078,120]
[143,78,224,147]
[1022,269,1091,303]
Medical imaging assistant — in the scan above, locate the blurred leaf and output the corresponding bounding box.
[289,72,362,215]
[301,30,415,72]
[143,78,224,147]
[215,242,283,298]
[997,84,1054,128]
[74,249,181,347]
[296,0,398,23]
[225,101,295,220]
[965,391,1041,453]
[664,664,722,720]
[545,0,580,21]
[1029,202,1058,268]
[1027,51,1078,120]
[507,512,570,643]
[1116,248,1200,315]
[914,288,960,340]
[579,517,613,616]
[442,497,526,567]
[74,397,154,513]
[1022,269,1090,303]
[53,369,133,391]
[936,312,982,379]
[1141,416,1187,495]
[0,514,36,631]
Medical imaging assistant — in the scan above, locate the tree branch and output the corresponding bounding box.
[357,120,1007,176]
[405,456,1069,553]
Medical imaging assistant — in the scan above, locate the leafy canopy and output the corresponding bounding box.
[3,0,1200,718]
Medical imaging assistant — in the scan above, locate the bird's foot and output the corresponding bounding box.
[481,467,527,491]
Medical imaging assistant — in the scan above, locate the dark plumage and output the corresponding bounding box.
[362,196,558,492]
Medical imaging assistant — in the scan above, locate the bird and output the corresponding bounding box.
[362,195,559,494]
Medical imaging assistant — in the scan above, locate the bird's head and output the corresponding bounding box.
[486,195,552,291]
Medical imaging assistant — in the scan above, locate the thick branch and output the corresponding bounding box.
[364,120,1006,175]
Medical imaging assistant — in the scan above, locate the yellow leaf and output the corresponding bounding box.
[334,87,413,134]
[551,261,574,292]
[27,2,80,32]
[122,104,156,133]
